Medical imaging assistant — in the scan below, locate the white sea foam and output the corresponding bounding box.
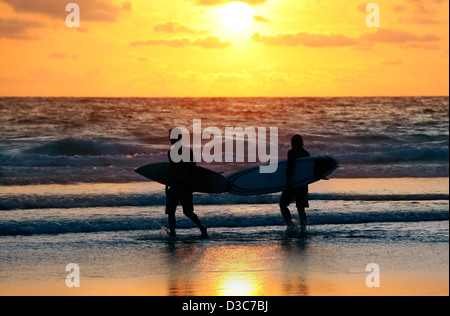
[0,191,448,211]
[0,201,448,236]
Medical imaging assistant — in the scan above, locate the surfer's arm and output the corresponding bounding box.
[286,150,295,189]
[167,151,174,187]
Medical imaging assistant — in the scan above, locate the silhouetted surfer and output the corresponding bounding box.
[166,129,208,238]
[280,134,310,231]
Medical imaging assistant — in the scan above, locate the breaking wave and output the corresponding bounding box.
[1,192,448,211]
[0,206,447,236]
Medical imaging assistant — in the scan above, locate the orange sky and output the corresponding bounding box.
[0,0,448,97]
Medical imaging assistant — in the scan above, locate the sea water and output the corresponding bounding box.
[0,97,448,184]
[0,97,448,295]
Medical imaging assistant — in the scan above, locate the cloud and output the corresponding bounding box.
[193,35,232,48]
[195,0,267,6]
[251,32,358,47]
[153,21,209,34]
[400,43,442,50]
[50,52,78,59]
[360,28,440,43]
[1,0,132,22]
[392,0,444,25]
[254,15,271,23]
[393,5,407,13]
[411,17,440,24]
[130,35,231,49]
[0,18,43,39]
[131,38,191,48]
[407,0,447,15]
[252,28,441,47]
[381,59,403,65]
[356,3,368,13]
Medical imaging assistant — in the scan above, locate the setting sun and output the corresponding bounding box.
[0,0,448,299]
[0,0,448,97]
[221,1,254,31]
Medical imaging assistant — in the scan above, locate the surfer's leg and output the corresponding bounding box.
[297,208,307,232]
[280,190,293,225]
[184,212,208,238]
[297,207,307,223]
[181,191,208,237]
[280,205,292,224]
[295,186,309,226]
[165,188,179,237]
[168,213,176,236]
[184,211,206,231]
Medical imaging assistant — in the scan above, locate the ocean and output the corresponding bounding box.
[0,97,448,296]
[0,97,448,185]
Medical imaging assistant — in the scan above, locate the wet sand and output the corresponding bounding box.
[1,222,448,296]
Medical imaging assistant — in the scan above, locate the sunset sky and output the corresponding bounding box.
[0,0,448,97]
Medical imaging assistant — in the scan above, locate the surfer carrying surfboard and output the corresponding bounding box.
[166,129,208,238]
[280,134,310,231]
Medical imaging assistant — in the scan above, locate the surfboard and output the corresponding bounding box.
[135,162,231,194]
[227,156,339,196]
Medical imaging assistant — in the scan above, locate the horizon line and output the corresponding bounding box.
[0,95,449,99]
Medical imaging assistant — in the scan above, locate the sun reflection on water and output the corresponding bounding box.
[218,273,262,296]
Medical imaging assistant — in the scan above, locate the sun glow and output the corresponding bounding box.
[218,273,261,296]
[221,2,254,31]
[0,0,447,97]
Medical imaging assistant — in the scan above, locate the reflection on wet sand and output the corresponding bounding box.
[165,241,205,296]
[142,229,449,296]
[163,236,311,296]
[280,237,310,296]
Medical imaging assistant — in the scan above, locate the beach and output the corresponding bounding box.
[1,228,449,296]
[0,97,448,296]
[0,178,448,296]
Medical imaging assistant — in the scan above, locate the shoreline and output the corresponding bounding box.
[0,177,448,296]
[1,177,448,196]
[0,223,448,296]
